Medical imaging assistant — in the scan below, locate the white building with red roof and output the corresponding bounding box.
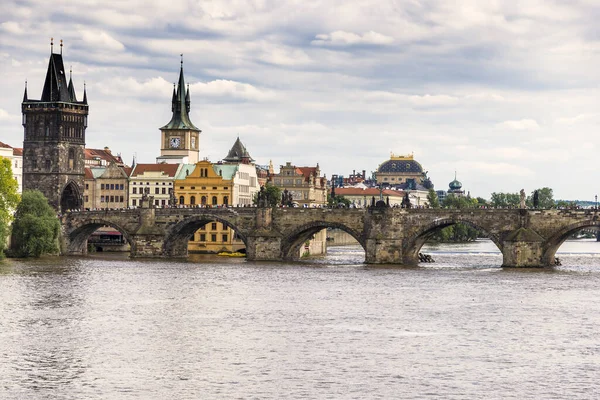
[128,163,182,208]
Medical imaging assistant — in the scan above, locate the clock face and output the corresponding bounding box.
[170,137,181,149]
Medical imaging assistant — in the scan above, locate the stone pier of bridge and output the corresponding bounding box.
[60,205,600,268]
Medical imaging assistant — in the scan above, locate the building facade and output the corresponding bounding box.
[84,162,130,210]
[270,162,328,207]
[21,42,88,211]
[128,164,180,208]
[375,153,425,187]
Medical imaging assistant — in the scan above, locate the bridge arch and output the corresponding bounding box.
[404,218,503,264]
[281,221,365,261]
[542,217,600,266]
[67,219,135,255]
[163,214,249,257]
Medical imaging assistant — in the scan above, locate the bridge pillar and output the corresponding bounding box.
[364,208,404,264]
[245,234,283,261]
[129,207,168,258]
[501,228,546,267]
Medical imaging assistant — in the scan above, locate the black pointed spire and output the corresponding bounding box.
[160,57,199,131]
[185,84,190,113]
[223,137,254,163]
[83,82,87,104]
[67,67,77,102]
[23,81,28,102]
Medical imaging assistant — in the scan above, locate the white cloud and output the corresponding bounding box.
[78,29,125,52]
[496,119,540,131]
[555,113,597,125]
[312,30,394,46]
[191,80,276,102]
[0,109,13,121]
[0,21,24,34]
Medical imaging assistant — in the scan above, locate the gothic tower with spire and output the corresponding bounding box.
[157,57,201,164]
[21,39,88,212]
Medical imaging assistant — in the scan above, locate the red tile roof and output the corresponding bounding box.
[84,167,94,179]
[0,141,13,149]
[130,163,179,177]
[12,148,22,156]
[85,148,123,164]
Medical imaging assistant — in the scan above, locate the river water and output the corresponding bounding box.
[1,239,599,399]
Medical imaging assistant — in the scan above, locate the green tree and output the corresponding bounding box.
[0,157,20,258]
[327,193,351,207]
[10,190,60,258]
[253,183,282,207]
[490,192,520,208]
[427,189,440,208]
[527,187,554,209]
[443,194,478,209]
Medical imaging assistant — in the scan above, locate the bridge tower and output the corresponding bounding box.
[21,39,88,212]
[157,56,201,164]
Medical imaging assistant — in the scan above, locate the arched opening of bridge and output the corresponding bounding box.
[68,221,133,255]
[282,223,366,264]
[543,220,600,267]
[408,220,502,268]
[164,216,248,259]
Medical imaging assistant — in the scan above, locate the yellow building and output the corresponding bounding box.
[174,160,243,253]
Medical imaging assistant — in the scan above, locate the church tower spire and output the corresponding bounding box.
[157,56,201,164]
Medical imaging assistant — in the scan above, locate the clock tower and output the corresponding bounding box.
[157,58,201,164]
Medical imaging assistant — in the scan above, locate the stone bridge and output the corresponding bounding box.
[60,206,600,267]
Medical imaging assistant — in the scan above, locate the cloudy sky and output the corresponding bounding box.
[1,0,599,200]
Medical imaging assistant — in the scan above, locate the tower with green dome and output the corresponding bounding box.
[448,172,465,196]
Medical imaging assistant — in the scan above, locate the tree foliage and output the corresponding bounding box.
[427,189,440,208]
[0,157,20,257]
[253,183,282,207]
[10,190,60,258]
[442,194,478,209]
[430,223,480,242]
[328,193,350,207]
[490,192,520,208]
[527,187,554,208]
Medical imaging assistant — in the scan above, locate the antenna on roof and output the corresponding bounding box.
[180,53,183,66]
[50,37,54,53]
[60,39,63,54]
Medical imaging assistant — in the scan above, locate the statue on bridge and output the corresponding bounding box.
[401,192,412,209]
[281,189,294,207]
[257,186,268,208]
[533,190,539,209]
[520,189,526,209]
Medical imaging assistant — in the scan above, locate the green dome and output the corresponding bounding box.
[449,179,462,190]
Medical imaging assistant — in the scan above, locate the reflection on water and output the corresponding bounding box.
[1,239,599,399]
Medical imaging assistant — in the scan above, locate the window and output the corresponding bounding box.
[161,200,166,206]
[211,222,217,230]
[222,234,228,242]
[201,187,206,190]
[191,187,195,190]
[200,234,206,242]
[223,196,229,206]
[179,196,184,205]
[84,195,88,202]
[190,196,196,205]
[211,234,217,242]
[110,184,115,190]
[110,196,114,202]
[45,160,51,170]
[212,187,217,190]
[212,196,217,205]
[132,188,137,194]
[120,184,124,190]
[154,200,159,206]
[201,196,207,205]
[68,148,74,169]
[101,196,105,202]
[162,188,166,194]
[101,184,105,190]
[154,188,159,194]
[132,199,137,206]
[180,186,184,190]
[120,196,124,202]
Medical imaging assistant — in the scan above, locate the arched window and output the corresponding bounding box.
[223,196,229,206]
[201,196,207,205]
[179,196,184,205]
[190,196,196,205]
[212,196,218,205]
